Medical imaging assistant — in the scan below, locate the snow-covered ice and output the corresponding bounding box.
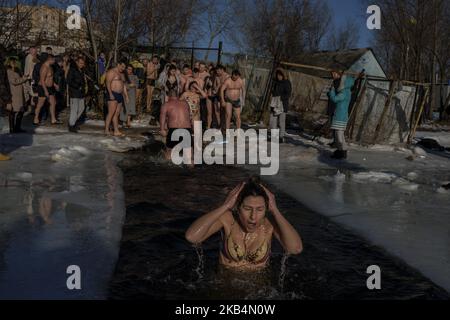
[0,129,148,299]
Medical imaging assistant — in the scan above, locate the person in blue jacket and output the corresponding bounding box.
[328,70,355,160]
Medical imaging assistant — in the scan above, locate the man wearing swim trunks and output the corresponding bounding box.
[220,69,245,130]
[160,89,192,162]
[105,59,129,136]
[146,55,160,113]
[34,54,59,126]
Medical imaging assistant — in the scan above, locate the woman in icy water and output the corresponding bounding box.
[186,177,303,269]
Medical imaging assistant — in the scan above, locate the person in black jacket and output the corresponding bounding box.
[270,69,292,143]
[66,56,86,133]
[0,46,12,160]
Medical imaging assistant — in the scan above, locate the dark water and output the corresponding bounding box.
[108,144,449,300]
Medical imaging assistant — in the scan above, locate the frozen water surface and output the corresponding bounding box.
[0,131,145,299]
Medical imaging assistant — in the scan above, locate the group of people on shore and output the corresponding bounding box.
[0,44,354,162]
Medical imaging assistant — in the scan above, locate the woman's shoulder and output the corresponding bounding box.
[219,210,234,226]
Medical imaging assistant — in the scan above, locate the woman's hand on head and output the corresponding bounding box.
[261,184,278,213]
[223,182,245,211]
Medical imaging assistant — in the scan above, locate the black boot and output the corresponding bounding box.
[68,125,78,133]
[8,112,16,134]
[14,112,26,133]
[341,150,348,159]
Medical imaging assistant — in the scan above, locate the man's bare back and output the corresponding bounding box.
[160,98,191,129]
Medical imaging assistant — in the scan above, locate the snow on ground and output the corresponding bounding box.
[249,131,450,293]
[416,131,450,148]
[0,126,149,299]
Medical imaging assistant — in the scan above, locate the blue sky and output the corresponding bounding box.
[326,0,373,48]
[40,0,374,52]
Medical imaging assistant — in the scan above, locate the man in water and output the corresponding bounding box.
[146,55,160,113]
[220,69,245,130]
[160,89,192,163]
[105,59,129,136]
[34,54,60,125]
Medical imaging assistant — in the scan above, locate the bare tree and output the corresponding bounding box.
[326,21,360,51]
[369,0,450,119]
[229,0,332,60]
[0,0,40,50]
[200,0,234,61]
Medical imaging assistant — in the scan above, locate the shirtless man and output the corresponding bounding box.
[105,60,129,136]
[146,55,160,113]
[180,64,192,94]
[34,54,60,125]
[216,64,230,89]
[184,68,205,92]
[220,69,245,130]
[198,62,210,82]
[160,89,192,162]
[180,81,207,124]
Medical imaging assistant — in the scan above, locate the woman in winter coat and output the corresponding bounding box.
[328,71,355,159]
[270,69,292,143]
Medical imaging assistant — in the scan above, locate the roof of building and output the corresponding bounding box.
[288,48,383,78]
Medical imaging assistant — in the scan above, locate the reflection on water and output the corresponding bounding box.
[0,151,126,299]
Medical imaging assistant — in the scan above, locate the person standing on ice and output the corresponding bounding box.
[270,69,292,144]
[0,46,12,161]
[66,56,87,133]
[328,70,355,160]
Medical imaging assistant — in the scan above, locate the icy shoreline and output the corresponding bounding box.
[0,126,148,299]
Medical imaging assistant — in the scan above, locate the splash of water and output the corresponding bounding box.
[278,253,290,294]
[193,244,205,282]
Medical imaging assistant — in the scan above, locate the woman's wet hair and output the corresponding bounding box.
[236,176,269,209]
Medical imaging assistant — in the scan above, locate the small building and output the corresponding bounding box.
[240,48,417,145]
[292,48,387,79]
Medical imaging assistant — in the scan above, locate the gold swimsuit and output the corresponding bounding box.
[222,218,271,265]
